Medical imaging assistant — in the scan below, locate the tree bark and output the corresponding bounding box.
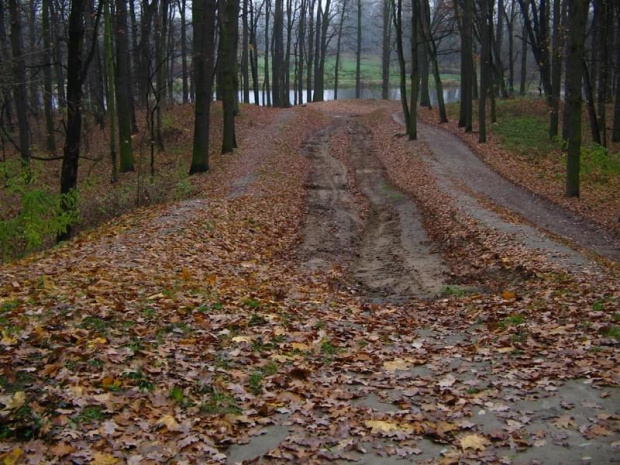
[548,0,563,139]
[115,0,135,172]
[42,0,56,152]
[190,0,216,173]
[355,0,362,99]
[59,0,101,241]
[479,0,490,142]
[178,0,189,103]
[241,0,250,104]
[596,0,610,147]
[391,0,409,131]
[221,0,239,152]
[103,0,118,183]
[272,0,286,106]
[409,0,420,140]
[313,0,332,102]
[334,0,348,100]
[381,0,391,100]
[8,0,30,164]
[565,0,586,198]
[421,0,447,122]
[582,60,600,145]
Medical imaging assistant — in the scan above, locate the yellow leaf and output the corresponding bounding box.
[181,268,192,281]
[460,434,488,451]
[365,420,413,434]
[290,342,310,351]
[232,336,252,343]
[2,447,22,465]
[383,359,410,372]
[1,391,26,410]
[156,414,180,431]
[206,275,217,286]
[50,443,75,457]
[87,337,107,349]
[496,346,515,354]
[91,453,119,465]
[0,331,18,346]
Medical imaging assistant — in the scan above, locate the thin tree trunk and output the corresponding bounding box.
[249,0,261,105]
[381,0,391,100]
[314,0,331,102]
[596,0,610,147]
[334,0,348,101]
[178,0,189,103]
[565,0,587,198]
[355,0,362,99]
[409,0,420,140]
[548,0,562,139]
[421,0,446,122]
[520,20,527,95]
[613,4,620,142]
[306,0,315,103]
[221,0,239,152]
[297,0,306,104]
[391,0,409,131]
[104,0,118,183]
[8,0,30,164]
[59,0,101,241]
[272,0,285,106]
[241,0,250,104]
[264,0,272,107]
[462,0,473,131]
[116,0,134,172]
[479,0,490,142]
[42,0,56,152]
[582,61,600,145]
[190,0,216,173]
[50,0,66,109]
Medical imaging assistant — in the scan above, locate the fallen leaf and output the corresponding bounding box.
[460,434,488,451]
[383,359,410,372]
[553,415,576,429]
[91,453,119,465]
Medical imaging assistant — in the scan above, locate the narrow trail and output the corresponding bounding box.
[298,115,449,301]
[396,114,620,265]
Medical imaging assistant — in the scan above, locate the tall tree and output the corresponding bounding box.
[178,0,189,103]
[517,0,552,103]
[242,0,250,103]
[391,0,409,131]
[613,1,620,143]
[564,0,586,198]
[272,0,286,106]
[381,0,391,100]
[333,0,349,100]
[548,0,563,139]
[313,0,331,102]
[409,0,420,140]
[8,0,31,164]
[59,0,102,241]
[189,0,216,173]
[115,0,134,172]
[355,0,362,99]
[220,0,239,152]
[596,0,611,147]
[479,0,491,143]
[459,0,473,132]
[103,0,118,183]
[305,0,315,103]
[42,0,56,152]
[420,0,447,122]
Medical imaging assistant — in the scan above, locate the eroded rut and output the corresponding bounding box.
[299,117,448,301]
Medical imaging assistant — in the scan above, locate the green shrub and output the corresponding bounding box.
[0,160,79,261]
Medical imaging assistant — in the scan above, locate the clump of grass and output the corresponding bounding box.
[441,285,466,297]
[248,372,263,395]
[499,314,525,328]
[602,326,620,341]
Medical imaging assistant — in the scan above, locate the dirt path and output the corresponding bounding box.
[298,116,449,301]
[408,117,620,264]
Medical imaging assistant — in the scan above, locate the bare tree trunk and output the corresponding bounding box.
[59,0,101,241]
[221,0,239,152]
[479,0,490,142]
[461,0,473,131]
[421,0,447,122]
[613,2,620,142]
[306,0,315,103]
[596,0,611,147]
[9,0,30,164]
[565,0,587,198]
[116,0,135,172]
[0,0,15,129]
[103,0,118,183]
[409,0,420,139]
[242,0,250,103]
[519,19,527,96]
[334,0,348,100]
[264,0,272,107]
[355,0,362,99]
[313,0,331,102]
[190,0,216,173]
[381,0,391,100]
[391,0,409,131]
[178,0,189,103]
[297,0,306,103]
[284,0,294,105]
[272,0,285,106]
[582,61,600,145]
[249,0,261,105]
[50,0,66,109]
[42,0,56,152]
[548,0,563,139]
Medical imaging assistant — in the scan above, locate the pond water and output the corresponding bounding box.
[238,86,461,107]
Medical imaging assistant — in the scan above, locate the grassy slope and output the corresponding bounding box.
[419,98,620,238]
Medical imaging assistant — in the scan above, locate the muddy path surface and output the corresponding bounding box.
[298,116,449,301]
[400,116,620,265]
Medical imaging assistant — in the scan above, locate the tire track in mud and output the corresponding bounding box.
[299,117,449,301]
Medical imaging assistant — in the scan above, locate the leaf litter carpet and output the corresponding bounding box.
[0,101,618,464]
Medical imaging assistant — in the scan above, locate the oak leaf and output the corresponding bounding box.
[460,434,488,451]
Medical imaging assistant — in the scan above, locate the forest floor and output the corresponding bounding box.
[0,100,619,464]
